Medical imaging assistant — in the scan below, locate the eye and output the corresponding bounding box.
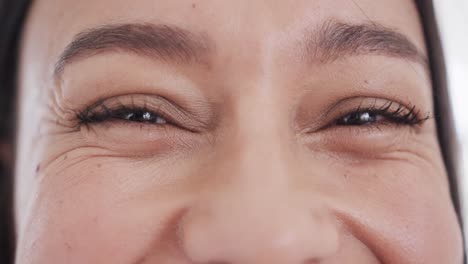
[76,95,181,127]
[78,106,171,126]
[74,94,211,154]
[76,94,213,134]
[119,110,168,124]
[332,102,429,128]
[336,111,383,126]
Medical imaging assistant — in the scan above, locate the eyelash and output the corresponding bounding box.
[77,100,429,129]
[334,101,429,128]
[77,104,174,126]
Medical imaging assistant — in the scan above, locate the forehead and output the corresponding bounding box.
[22,0,426,74]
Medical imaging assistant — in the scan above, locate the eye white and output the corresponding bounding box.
[155,116,167,124]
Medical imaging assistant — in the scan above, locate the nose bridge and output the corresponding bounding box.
[230,94,296,196]
[180,106,340,263]
[178,36,341,261]
[204,98,298,223]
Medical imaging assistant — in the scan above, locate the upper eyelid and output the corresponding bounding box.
[80,94,162,112]
[299,97,430,132]
[327,97,386,116]
[78,95,430,130]
[81,94,180,117]
[339,106,428,123]
[77,94,211,132]
[79,101,178,126]
[323,96,428,120]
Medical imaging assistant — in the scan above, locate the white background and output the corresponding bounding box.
[434,0,468,233]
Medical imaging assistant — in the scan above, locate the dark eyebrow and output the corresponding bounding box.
[308,20,428,67]
[55,21,427,80]
[54,23,212,79]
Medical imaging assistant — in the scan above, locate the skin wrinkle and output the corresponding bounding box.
[330,173,398,262]
[298,96,431,134]
[81,122,202,162]
[36,146,114,178]
[14,0,463,263]
[38,125,152,173]
[333,210,389,264]
[47,77,82,133]
[45,103,80,133]
[333,166,448,264]
[52,55,221,132]
[77,94,212,132]
[133,207,190,264]
[48,82,212,163]
[292,56,433,138]
[301,143,407,168]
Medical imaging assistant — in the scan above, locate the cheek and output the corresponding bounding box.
[15,160,192,264]
[15,139,464,263]
[398,189,463,264]
[338,163,463,264]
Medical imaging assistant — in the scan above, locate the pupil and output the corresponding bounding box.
[142,112,152,121]
[359,112,371,123]
[123,111,153,122]
[340,112,377,125]
[119,110,167,124]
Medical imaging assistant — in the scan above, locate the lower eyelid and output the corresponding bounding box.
[85,117,172,130]
[81,119,179,142]
[302,123,420,157]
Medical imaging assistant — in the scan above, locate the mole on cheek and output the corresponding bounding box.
[192,3,196,8]
[65,242,72,251]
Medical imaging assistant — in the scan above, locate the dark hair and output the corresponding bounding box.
[0,1,32,262]
[0,1,464,263]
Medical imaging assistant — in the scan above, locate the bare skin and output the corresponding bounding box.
[14,0,463,263]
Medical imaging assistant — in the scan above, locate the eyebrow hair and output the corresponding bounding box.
[309,20,428,67]
[54,23,212,78]
[54,20,428,80]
